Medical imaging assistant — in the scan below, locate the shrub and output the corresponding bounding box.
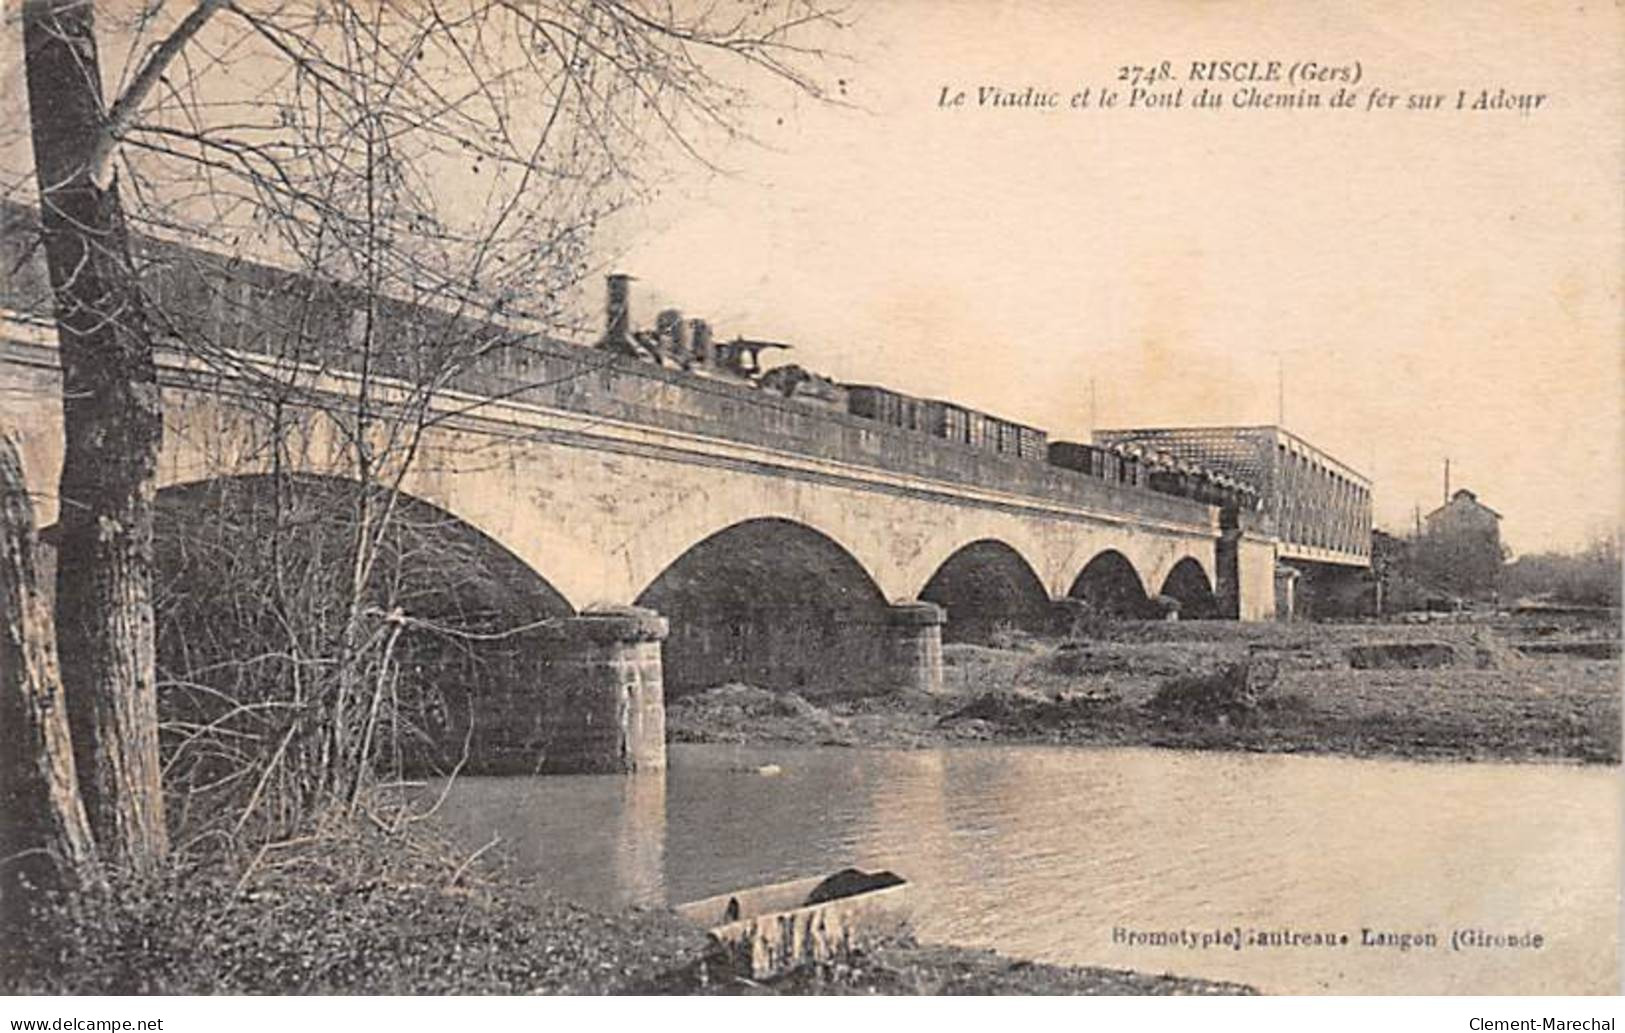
[1145,658,1280,722]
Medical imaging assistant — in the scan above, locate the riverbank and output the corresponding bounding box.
[667,617,1620,765]
[3,814,1251,996]
[633,942,1254,995]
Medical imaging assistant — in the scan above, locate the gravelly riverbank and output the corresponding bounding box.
[667,618,1620,765]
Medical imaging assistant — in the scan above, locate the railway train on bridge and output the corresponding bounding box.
[599,274,1261,517]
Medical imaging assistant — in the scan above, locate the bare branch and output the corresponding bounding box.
[90,0,231,188]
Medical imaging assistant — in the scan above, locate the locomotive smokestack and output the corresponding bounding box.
[601,273,635,353]
[689,318,713,367]
[656,308,690,365]
[656,307,683,344]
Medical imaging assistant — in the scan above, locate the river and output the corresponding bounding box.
[430,744,1619,994]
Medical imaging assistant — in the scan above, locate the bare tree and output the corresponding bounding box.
[22,0,168,874]
[11,0,841,864]
[0,432,99,942]
[1412,526,1506,602]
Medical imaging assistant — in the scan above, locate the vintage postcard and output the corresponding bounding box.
[0,0,1619,1006]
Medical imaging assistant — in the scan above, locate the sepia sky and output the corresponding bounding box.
[606,0,1623,554]
[1,1,1618,554]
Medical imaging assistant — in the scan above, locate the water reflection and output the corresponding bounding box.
[431,745,1618,994]
[434,771,666,905]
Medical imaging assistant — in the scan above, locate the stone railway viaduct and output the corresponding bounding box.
[1,233,1299,775]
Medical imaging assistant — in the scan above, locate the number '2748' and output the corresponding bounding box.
[1118,63,1174,87]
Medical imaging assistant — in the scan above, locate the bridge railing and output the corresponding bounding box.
[439,338,1217,529]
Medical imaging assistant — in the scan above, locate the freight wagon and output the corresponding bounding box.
[843,384,1047,460]
[845,384,925,432]
[923,399,969,444]
[992,418,1046,459]
[1049,441,1143,485]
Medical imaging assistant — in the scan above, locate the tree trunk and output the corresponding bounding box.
[0,433,99,943]
[23,0,168,872]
